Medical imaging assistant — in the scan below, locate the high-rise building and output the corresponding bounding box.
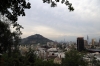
[77,37,84,51]
[87,35,89,44]
[92,39,95,46]
[84,40,88,48]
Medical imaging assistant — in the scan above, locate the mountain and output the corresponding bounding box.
[21,34,53,45]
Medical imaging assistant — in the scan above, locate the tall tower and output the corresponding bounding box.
[84,40,88,47]
[77,37,84,51]
[87,35,89,45]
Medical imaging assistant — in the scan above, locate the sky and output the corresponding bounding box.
[18,0,100,42]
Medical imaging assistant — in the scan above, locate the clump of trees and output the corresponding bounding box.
[1,50,35,66]
[62,50,88,66]
[1,47,100,66]
[1,49,60,66]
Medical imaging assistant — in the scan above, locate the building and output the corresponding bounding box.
[87,35,89,45]
[99,39,100,46]
[84,40,88,49]
[92,39,95,46]
[77,37,84,51]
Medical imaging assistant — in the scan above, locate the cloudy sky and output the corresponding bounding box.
[18,0,100,42]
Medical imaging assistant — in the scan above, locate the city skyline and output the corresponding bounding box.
[18,0,100,41]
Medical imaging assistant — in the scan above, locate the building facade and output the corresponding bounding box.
[77,37,84,51]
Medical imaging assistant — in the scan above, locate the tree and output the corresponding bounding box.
[0,0,31,22]
[0,0,31,55]
[42,0,74,11]
[0,20,12,53]
[34,58,60,66]
[62,50,88,66]
[0,0,31,51]
[0,20,22,56]
[2,48,37,66]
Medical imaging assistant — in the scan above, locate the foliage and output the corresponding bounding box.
[1,50,36,66]
[42,0,74,11]
[0,20,22,56]
[2,49,100,66]
[0,20,12,53]
[0,0,31,22]
[0,0,30,46]
[34,58,60,66]
[1,49,61,66]
[2,52,22,66]
[62,49,88,66]
[0,0,30,55]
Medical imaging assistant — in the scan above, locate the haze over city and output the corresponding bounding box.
[18,0,100,42]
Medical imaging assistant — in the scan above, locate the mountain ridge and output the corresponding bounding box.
[21,34,53,45]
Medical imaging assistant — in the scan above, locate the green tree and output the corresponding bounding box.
[0,20,22,56]
[0,0,31,22]
[2,51,22,66]
[0,0,31,55]
[43,0,74,11]
[62,50,88,66]
[2,49,37,66]
[0,21,12,54]
[34,58,60,66]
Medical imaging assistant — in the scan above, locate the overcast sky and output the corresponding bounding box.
[18,0,100,42]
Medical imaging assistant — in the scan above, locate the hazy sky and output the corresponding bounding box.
[18,0,100,42]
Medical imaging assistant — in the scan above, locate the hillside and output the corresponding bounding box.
[21,34,53,44]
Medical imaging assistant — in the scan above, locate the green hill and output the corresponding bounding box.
[21,34,53,45]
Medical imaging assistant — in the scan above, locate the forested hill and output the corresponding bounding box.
[21,34,53,45]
